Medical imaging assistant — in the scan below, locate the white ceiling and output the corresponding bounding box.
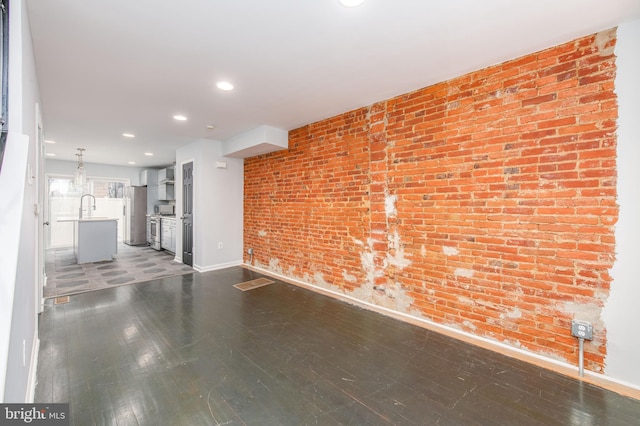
[27,0,640,168]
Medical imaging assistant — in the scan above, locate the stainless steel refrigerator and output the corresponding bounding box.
[123,186,148,245]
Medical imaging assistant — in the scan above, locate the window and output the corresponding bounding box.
[47,176,129,247]
[91,180,125,199]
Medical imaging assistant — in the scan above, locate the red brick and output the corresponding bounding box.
[244,31,618,375]
[522,93,558,107]
[537,117,577,129]
[580,91,616,104]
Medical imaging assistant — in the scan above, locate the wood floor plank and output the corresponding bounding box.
[35,267,640,425]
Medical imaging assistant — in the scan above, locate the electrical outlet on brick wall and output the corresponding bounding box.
[571,320,593,340]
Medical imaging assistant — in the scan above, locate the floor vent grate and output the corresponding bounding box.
[54,296,70,305]
[233,278,275,292]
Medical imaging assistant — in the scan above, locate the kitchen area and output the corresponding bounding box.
[44,160,190,298]
[49,164,179,259]
[141,166,177,256]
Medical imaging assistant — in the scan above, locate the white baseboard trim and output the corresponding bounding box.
[245,263,640,400]
[194,260,243,273]
[26,336,40,403]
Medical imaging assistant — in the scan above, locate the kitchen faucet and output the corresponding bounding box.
[79,193,96,219]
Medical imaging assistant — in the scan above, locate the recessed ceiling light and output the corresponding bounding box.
[207,125,215,130]
[216,81,234,91]
[173,114,187,121]
[45,140,56,144]
[122,133,135,138]
[46,153,56,156]
[144,152,154,156]
[128,161,136,165]
[339,0,366,6]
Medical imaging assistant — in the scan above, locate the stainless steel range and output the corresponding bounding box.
[148,215,162,250]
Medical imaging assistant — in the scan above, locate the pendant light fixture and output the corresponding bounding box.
[75,148,87,193]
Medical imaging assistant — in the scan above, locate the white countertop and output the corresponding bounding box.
[57,217,119,223]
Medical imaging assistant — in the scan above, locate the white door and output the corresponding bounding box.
[36,104,45,312]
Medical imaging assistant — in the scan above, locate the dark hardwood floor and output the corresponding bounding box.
[35,267,640,425]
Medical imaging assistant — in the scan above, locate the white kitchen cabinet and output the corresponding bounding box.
[158,166,175,201]
[158,183,175,201]
[73,218,118,264]
[140,169,148,186]
[158,167,175,183]
[161,217,176,253]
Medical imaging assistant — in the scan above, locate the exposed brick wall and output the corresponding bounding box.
[244,29,618,372]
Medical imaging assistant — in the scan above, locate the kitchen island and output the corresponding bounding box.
[58,217,118,264]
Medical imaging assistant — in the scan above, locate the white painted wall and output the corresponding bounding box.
[0,135,30,403]
[603,19,640,389]
[175,139,244,271]
[1,0,41,402]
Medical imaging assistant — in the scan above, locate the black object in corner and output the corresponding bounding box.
[0,0,9,172]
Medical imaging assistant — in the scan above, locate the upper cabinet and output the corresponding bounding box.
[158,166,175,201]
[158,167,175,183]
[140,168,158,187]
[140,169,149,186]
